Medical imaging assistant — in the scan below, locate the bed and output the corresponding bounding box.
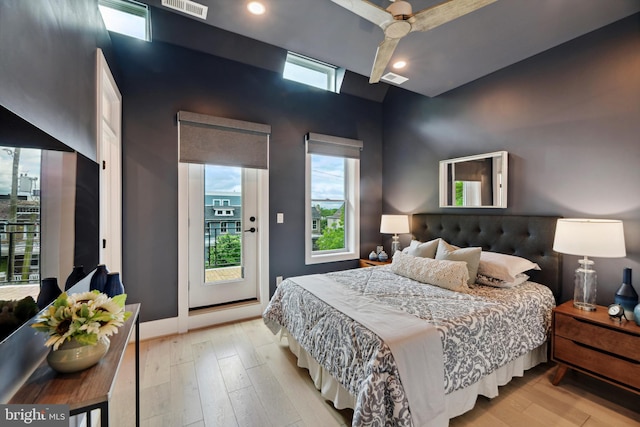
[263,214,562,426]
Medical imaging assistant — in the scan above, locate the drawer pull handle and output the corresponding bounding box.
[571,317,595,325]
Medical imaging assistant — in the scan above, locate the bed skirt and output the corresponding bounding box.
[282,329,547,424]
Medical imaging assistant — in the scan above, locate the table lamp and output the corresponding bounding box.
[553,218,626,311]
[380,214,410,255]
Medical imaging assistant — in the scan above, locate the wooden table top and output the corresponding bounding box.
[554,300,640,335]
[9,303,140,410]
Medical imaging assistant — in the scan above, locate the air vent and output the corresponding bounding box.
[381,72,409,84]
[162,0,208,20]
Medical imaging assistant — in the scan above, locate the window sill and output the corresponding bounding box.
[305,251,358,265]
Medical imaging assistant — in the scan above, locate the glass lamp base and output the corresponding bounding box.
[573,257,597,311]
[390,235,401,254]
[572,301,596,311]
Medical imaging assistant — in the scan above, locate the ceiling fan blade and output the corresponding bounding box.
[370,37,400,83]
[331,0,393,28]
[410,0,497,33]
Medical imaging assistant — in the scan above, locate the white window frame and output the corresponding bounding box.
[98,0,151,41]
[305,154,359,265]
[284,52,338,93]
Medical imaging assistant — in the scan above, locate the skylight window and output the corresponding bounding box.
[283,52,339,93]
[99,0,151,41]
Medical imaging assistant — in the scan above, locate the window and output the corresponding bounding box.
[99,0,151,41]
[214,209,234,216]
[455,181,482,207]
[284,52,339,93]
[305,133,361,264]
[0,147,41,285]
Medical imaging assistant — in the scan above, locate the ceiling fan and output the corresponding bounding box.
[331,0,497,83]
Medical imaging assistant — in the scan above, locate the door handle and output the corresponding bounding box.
[244,227,256,233]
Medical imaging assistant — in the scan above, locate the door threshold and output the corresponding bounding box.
[189,298,259,315]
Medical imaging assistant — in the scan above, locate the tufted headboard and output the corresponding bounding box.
[411,214,562,302]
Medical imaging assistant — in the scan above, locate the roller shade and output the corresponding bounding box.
[178,111,270,169]
[305,132,363,159]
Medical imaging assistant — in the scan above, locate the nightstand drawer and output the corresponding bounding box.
[554,336,640,391]
[555,314,640,362]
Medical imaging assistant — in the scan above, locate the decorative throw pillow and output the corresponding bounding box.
[478,251,540,282]
[435,240,481,286]
[476,273,529,288]
[405,238,440,258]
[391,251,469,293]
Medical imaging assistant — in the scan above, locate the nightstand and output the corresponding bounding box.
[551,300,640,394]
[359,259,391,268]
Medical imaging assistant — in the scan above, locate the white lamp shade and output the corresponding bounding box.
[553,218,626,258]
[380,215,410,234]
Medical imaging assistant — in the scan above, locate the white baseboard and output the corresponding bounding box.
[187,301,266,331]
[138,316,179,340]
[137,302,267,340]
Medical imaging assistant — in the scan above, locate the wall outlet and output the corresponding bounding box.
[277,213,284,223]
[276,276,283,286]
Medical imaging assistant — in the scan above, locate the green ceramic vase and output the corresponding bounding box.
[46,338,110,373]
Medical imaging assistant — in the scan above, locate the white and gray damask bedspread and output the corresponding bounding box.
[263,265,555,427]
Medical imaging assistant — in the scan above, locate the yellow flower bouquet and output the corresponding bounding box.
[32,291,131,350]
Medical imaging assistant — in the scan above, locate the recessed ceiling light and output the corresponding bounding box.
[247,1,265,15]
[393,60,407,69]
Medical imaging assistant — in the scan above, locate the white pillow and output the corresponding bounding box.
[476,273,529,288]
[405,238,440,258]
[391,251,469,293]
[435,240,481,286]
[477,252,540,282]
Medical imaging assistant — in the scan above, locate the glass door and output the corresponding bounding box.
[188,164,258,309]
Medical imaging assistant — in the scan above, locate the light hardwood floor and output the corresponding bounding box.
[111,317,640,427]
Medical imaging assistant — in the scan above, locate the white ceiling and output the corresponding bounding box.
[145,0,640,98]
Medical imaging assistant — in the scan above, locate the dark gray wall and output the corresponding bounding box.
[382,14,640,304]
[0,0,112,161]
[110,32,383,321]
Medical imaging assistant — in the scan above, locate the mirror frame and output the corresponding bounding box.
[439,151,508,208]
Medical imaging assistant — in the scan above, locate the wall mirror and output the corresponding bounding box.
[439,151,508,208]
[0,106,99,344]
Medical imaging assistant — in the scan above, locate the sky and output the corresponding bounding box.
[0,147,41,196]
[205,165,241,193]
[311,154,345,201]
[204,155,345,201]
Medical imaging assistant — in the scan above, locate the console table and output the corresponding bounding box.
[10,303,141,426]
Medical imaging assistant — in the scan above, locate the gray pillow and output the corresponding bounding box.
[406,238,440,258]
[435,240,481,286]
